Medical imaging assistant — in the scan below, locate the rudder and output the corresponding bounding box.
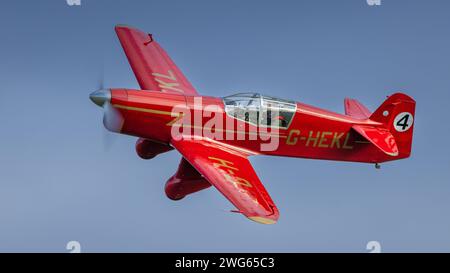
[370,93,416,158]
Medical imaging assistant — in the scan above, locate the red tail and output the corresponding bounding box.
[370,93,416,158]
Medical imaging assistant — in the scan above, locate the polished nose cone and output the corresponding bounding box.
[89,89,111,107]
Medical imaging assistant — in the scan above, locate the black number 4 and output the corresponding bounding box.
[396,114,410,130]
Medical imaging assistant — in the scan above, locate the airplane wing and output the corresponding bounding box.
[171,138,279,224]
[115,25,198,95]
[352,125,399,156]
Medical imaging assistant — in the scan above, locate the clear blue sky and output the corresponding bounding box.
[0,0,449,252]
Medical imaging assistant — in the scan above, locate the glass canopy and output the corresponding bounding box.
[223,93,297,128]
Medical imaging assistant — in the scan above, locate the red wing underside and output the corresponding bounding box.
[171,138,279,224]
[352,125,399,156]
[115,25,198,95]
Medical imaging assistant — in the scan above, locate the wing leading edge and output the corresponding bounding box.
[115,25,198,95]
[171,138,279,224]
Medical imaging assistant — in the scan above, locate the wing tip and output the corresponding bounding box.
[247,216,278,225]
[115,24,150,35]
[115,24,136,30]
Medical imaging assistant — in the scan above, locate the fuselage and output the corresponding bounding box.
[109,89,402,164]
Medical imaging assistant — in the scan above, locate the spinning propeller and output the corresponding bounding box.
[90,76,124,151]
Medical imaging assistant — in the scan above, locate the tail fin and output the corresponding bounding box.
[370,93,416,158]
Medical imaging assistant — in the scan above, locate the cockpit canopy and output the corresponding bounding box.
[223,93,297,128]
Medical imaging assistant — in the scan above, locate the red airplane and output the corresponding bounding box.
[90,25,416,224]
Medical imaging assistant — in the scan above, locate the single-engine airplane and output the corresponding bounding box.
[90,25,416,224]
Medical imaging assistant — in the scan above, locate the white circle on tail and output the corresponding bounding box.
[393,112,414,132]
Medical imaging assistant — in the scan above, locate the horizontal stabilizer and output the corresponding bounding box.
[352,125,399,156]
[344,98,372,119]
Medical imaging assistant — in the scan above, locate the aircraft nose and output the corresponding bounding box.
[89,89,111,107]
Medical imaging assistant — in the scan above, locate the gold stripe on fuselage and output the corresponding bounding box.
[112,104,289,139]
[113,104,178,116]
